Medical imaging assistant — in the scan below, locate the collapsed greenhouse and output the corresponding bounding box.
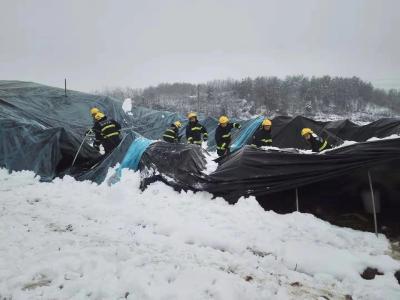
[1,80,400,234]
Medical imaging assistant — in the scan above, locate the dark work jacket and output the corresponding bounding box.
[92,116,121,153]
[308,133,331,152]
[251,127,272,148]
[215,123,241,151]
[163,124,180,143]
[185,120,208,145]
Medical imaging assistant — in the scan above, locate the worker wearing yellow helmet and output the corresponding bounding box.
[301,128,331,152]
[215,115,241,156]
[90,110,121,154]
[186,112,208,145]
[251,118,273,148]
[90,107,102,118]
[163,121,183,143]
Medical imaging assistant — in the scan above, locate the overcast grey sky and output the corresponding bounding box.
[1,0,399,92]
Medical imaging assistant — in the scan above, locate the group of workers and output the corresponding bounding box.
[162,112,331,156]
[87,107,330,156]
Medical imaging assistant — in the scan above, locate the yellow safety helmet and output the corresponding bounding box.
[174,121,182,128]
[262,118,272,126]
[301,128,313,136]
[94,112,105,121]
[187,112,197,119]
[90,107,100,116]
[219,116,229,124]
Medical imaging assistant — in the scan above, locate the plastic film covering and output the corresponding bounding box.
[139,142,208,190]
[206,139,400,200]
[0,81,132,180]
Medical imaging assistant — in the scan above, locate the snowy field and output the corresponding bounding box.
[1,168,400,300]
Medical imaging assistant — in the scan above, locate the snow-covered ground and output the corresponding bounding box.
[1,168,400,300]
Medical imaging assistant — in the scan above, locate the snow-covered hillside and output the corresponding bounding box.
[1,169,399,300]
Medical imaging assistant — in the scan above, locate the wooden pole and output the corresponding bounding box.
[367,171,378,237]
[64,78,67,97]
[295,188,299,212]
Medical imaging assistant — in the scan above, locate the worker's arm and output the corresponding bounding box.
[112,120,121,131]
[233,123,241,129]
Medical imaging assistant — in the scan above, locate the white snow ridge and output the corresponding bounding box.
[0,169,399,300]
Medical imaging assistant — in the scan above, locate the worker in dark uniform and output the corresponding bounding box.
[301,128,331,152]
[92,111,121,154]
[215,115,241,156]
[186,112,208,145]
[163,121,182,143]
[251,118,273,148]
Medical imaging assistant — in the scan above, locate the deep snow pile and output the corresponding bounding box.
[1,169,400,300]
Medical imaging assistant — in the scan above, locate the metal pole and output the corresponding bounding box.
[295,188,299,212]
[71,133,89,168]
[64,78,67,97]
[367,170,378,237]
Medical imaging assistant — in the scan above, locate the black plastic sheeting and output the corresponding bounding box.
[206,140,400,201]
[270,116,400,149]
[139,142,207,191]
[133,139,400,202]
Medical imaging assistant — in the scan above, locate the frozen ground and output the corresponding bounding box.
[1,169,400,300]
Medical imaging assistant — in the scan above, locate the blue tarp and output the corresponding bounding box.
[107,137,154,185]
[231,116,264,152]
[117,137,154,173]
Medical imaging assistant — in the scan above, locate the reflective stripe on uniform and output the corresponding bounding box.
[222,134,231,138]
[194,140,202,145]
[319,140,328,151]
[191,127,202,131]
[101,124,116,132]
[261,139,272,143]
[203,133,208,136]
[163,134,176,139]
[166,129,175,134]
[104,132,119,138]
[188,137,193,141]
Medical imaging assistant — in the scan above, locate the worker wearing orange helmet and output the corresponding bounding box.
[215,115,241,156]
[251,118,273,148]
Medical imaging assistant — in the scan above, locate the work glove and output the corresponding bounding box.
[93,141,101,151]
